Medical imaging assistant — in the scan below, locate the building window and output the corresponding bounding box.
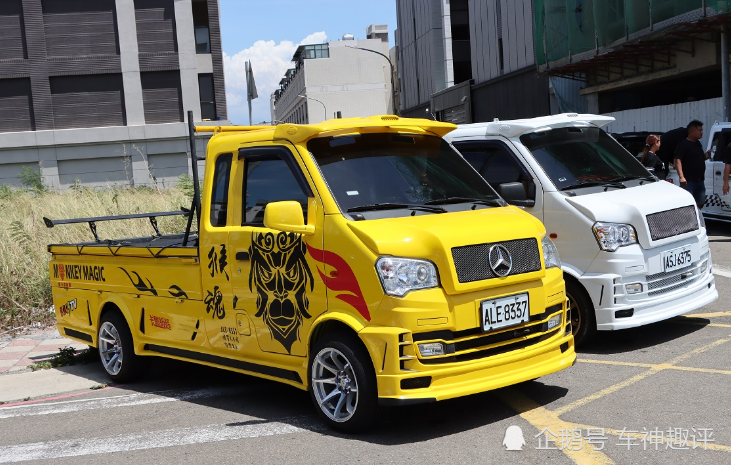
[42,0,119,57]
[199,74,217,121]
[134,0,178,54]
[50,74,125,129]
[303,44,329,59]
[141,71,183,123]
[0,0,27,60]
[192,0,210,54]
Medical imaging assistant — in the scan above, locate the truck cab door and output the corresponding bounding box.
[227,144,326,358]
[452,139,544,222]
[199,152,243,354]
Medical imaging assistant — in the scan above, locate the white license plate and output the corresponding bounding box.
[481,293,530,332]
[662,245,694,272]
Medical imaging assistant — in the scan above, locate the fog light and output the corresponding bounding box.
[625,283,643,294]
[547,314,562,330]
[418,342,445,357]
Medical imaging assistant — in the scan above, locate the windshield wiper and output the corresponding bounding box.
[425,197,506,207]
[346,203,447,213]
[560,181,626,191]
[608,175,656,183]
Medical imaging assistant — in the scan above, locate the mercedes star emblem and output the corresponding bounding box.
[488,244,513,277]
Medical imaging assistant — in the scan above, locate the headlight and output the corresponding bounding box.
[592,222,637,252]
[376,257,439,297]
[697,207,706,228]
[542,236,561,269]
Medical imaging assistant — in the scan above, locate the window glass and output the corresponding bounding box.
[244,158,309,225]
[307,133,498,215]
[519,127,649,191]
[210,154,232,227]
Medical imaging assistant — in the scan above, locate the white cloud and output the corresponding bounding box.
[223,32,328,125]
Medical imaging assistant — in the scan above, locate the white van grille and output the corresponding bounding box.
[452,238,541,283]
[646,206,698,241]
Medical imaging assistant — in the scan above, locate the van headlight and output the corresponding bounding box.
[376,257,439,297]
[542,236,561,269]
[592,222,637,252]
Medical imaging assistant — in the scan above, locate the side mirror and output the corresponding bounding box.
[263,201,315,236]
[498,182,535,207]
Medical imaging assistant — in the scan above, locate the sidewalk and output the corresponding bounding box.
[0,326,89,375]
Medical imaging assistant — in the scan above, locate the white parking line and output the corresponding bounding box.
[0,386,249,419]
[0,417,322,463]
[713,263,731,279]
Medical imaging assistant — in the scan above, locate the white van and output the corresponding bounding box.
[444,113,718,344]
[667,122,731,222]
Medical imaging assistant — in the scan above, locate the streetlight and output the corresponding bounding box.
[344,45,398,116]
[298,94,327,122]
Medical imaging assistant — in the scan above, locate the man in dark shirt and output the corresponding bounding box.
[674,120,710,208]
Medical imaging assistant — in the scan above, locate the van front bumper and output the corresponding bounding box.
[580,263,717,331]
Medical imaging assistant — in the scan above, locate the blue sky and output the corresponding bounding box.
[219,0,398,125]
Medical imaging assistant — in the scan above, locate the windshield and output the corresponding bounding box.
[519,127,652,191]
[307,133,500,217]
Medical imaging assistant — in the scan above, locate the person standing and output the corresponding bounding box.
[674,120,710,208]
[641,134,667,180]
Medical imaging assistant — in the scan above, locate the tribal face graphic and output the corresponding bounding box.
[249,231,314,353]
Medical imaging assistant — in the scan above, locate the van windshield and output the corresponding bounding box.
[307,133,501,217]
[519,127,653,192]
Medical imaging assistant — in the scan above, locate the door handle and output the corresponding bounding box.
[236,251,250,261]
[716,171,722,175]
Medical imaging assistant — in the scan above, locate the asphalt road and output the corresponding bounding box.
[1,222,730,464]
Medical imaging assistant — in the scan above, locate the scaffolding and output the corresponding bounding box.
[534,1,731,79]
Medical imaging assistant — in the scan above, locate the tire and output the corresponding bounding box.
[309,333,378,432]
[98,312,146,383]
[566,279,597,346]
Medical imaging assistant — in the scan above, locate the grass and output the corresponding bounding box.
[29,346,100,371]
[0,183,192,332]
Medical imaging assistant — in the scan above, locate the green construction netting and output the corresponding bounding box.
[534,0,730,65]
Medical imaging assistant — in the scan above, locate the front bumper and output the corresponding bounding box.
[375,330,575,405]
[580,257,717,331]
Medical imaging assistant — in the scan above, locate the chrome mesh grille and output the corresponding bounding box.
[452,238,541,283]
[646,205,699,241]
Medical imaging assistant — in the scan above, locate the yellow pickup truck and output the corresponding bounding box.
[46,114,575,431]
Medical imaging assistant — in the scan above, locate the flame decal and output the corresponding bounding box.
[306,244,370,321]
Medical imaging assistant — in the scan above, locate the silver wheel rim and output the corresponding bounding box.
[98,321,123,376]
[311,347,358,423]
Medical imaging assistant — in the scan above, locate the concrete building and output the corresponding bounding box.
[535,1,731,145]
[0,0,227,189]
[396,0,731,145]
[395,0,551,124]
[272,25,393,124]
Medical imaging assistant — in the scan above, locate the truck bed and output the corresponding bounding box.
[48,233,199,258]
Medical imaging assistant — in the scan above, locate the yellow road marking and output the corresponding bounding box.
[681,311,731,319]
[578,359,731,376]
[555,338,731,416]
[495,388,616,464]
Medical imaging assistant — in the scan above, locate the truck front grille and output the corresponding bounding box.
[452,238,541,283]
[646,205,698,241]
[412,304,562,365]
[645,253,708,297]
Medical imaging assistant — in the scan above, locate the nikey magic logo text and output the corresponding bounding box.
[53,264,106,282]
